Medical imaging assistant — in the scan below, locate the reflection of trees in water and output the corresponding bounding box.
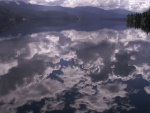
[0,7,25,33]
[127,9,150,33]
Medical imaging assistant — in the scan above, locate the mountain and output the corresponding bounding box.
[0,1,127,36]
[0,2,80,34]
[0,1,127,20]
[0,2,79,20]
[110,9,135,15]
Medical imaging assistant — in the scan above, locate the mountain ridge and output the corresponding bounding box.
[0,1,127,36]
[0,1,128,20]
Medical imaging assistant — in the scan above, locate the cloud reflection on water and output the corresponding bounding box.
[0,28,150,113]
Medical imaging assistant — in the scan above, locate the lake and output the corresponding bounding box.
[0,20,150,113]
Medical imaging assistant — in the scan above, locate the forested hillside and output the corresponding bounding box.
[0,7,26,22]
[0,6,79,33]
[0,7,26,32]
[127,8,150,33]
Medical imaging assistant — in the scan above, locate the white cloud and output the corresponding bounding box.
[0,60,18,76]
[72,82,128,112]
[10,0,149,11]
[145,86,150,94]
[0,79,65,113]
[0,28,150,112]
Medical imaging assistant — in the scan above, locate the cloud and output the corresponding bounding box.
[61,29,150,82]
[0,79,65,113]
[145,86,150,94]
[5,0,149,11]
[0,28,150,112]
[72,82,128,113]
[0,60,18,76]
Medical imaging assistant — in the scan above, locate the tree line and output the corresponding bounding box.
[127,8,150,33]
[0,6,26,22]
[0,7,27,33]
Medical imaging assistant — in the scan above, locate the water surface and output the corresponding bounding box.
[0,21,150,113]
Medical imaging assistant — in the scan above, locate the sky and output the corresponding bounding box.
[5,0,150,12]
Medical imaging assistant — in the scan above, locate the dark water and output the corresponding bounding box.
[0,21,150,113]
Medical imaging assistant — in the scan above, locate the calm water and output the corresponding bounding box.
[0,21,150,113]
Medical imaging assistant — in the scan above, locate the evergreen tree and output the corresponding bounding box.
[127,8,150,33]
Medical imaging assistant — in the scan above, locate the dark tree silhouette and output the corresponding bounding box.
[0,6,27,33]
[127,8,150,33]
